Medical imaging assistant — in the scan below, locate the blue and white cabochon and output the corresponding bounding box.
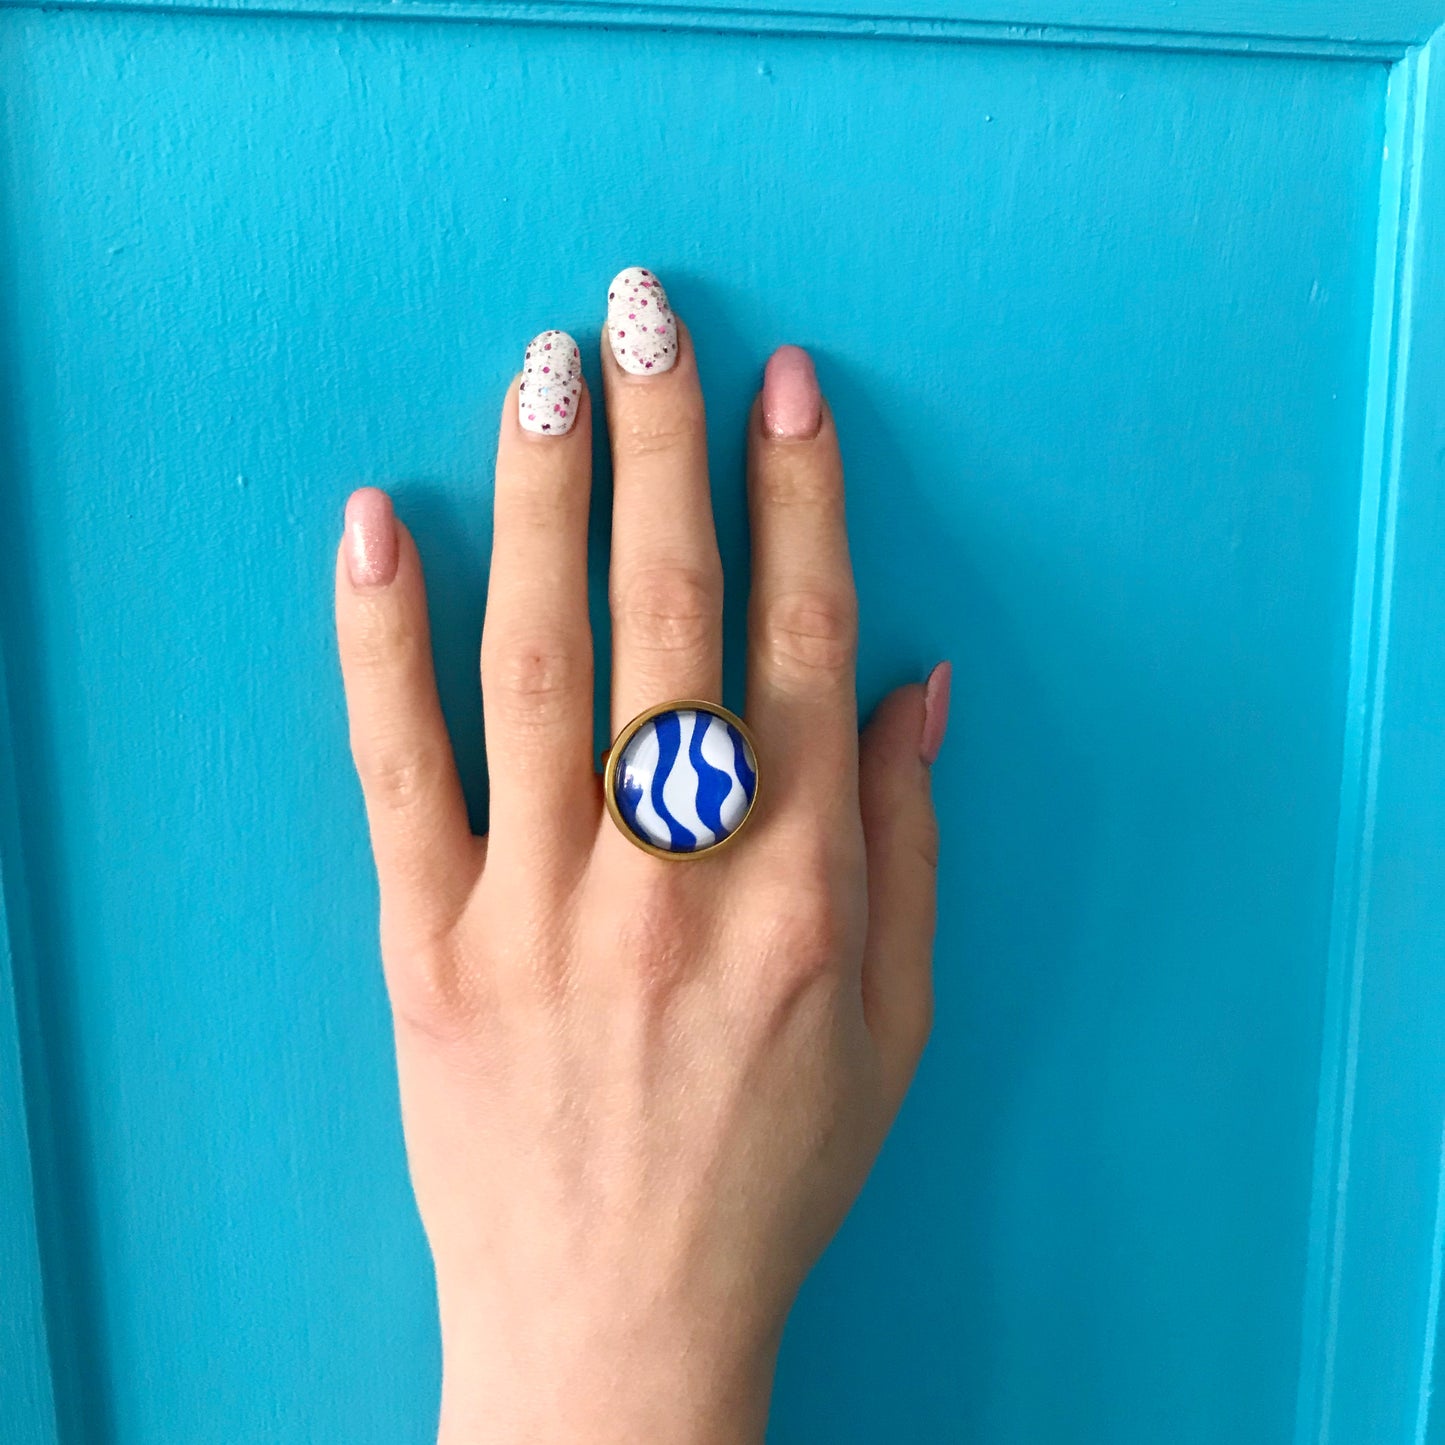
[612,706,758,854]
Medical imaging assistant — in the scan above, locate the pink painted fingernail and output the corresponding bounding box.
[762,345,821,440]
[519,329,582,435]
[344,487,398,588]
[606,266,677,375]
[920,661,952,766]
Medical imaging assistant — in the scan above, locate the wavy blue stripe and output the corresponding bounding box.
[689,713,731,838]
[649,713,696,851]
[728,723,756,802]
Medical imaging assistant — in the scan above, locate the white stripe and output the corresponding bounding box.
[660,712,716,847]
[698,714,748,833]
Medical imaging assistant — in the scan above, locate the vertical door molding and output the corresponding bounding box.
[0,644,60,1444]
[1295,26,1445,1445]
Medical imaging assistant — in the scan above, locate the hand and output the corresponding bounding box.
[334,269,950,1445]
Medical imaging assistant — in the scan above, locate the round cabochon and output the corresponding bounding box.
[613,705,758,855]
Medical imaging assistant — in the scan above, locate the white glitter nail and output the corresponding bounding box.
[518,330,582,435]
[606,267,677,376]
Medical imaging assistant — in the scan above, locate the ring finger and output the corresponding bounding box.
[602,268,723,735]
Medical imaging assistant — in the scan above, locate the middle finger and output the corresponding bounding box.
[602,268,723,736]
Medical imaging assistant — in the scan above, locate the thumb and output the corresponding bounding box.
[858,662,950,1108]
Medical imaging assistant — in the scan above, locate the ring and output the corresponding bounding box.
[603,700,760,859]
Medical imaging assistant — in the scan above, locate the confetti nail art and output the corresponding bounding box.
[518,330,582,436]
[606,267,677,376]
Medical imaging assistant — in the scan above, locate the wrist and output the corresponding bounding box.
[436,1322,779,1445]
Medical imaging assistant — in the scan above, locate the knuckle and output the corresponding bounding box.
[773,827,836,893]
[611,878,693,1004]
[782,936,840,989]
[350,594,413,672]
[617,403,704,460]
[353,737,448,811]
[761,588,858,681]
[757,885,845,987]
[483,631,588,722]
[615,564,721,658]
[381,931,486,1052]
[503,486,574,538]
[907,986,936,1059]
[756,456,843,512]
[388,967,466,1045]
[913,810,941,872]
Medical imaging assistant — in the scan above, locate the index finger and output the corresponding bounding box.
[335,487,477,943]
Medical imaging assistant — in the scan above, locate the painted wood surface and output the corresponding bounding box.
[1298,36,1445,1445]
[0,3,1441,1442]
[0,677,59,1445]
[5,0,1441,53]
[1,0,1428,60]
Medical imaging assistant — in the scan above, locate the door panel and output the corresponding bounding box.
[0,4,1441,1442]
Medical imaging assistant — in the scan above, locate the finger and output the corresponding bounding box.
[480,331,596,868]
[602,268,723,734]
[335,487,475,942]
[745,346,859,826]
[857,665,950,1108]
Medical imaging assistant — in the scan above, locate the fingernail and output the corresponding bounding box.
[606,266,678,376]
[920,661,952,766]
[344,487,398,589]
[519,330,582,435]
[762,345,821,440]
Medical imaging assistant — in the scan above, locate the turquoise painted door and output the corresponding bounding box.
[2,2,1444,1440]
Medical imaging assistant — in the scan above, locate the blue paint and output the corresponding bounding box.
[1296,31,1445,1445]
[0,0,1434,63]
[0,3,1439,1442]
[687,715,732,839]
[0,670,59,1444]
[647,711,695,851]
[728,722,757,803]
